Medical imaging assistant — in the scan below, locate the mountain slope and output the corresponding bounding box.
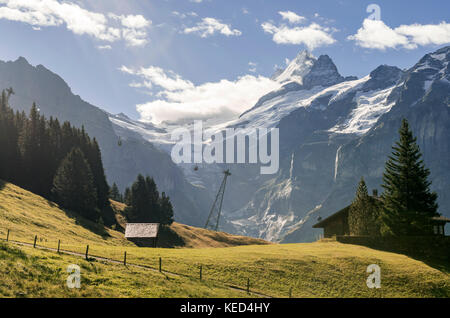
[282,46,450,243]
[0,180,267,249]
[0,57,209,226]
[107,47,450,243]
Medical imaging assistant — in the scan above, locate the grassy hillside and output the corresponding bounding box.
[110,198,270,248]
[0,181,449,298]
[0,181,131,248]
[0,181,269,249]
[0,242,248,298]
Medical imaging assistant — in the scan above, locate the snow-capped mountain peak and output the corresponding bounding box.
[274,50,316,84]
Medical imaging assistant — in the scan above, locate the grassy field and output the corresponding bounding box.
[0,181,449,298]
[0,242,249,298]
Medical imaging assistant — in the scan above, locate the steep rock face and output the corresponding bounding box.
[302,55,345,89]
[242,52,354,118]
[0,57,209,226]
[282,46,450,243]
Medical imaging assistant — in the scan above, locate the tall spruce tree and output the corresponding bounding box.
[109,182,122,202]
[126,174,151,222]
[381,119,438,236]
[159,192,174,225]
[125,174,173,225]
[52,147,99,221]
[0,91,20,182]
[348,177,380,236]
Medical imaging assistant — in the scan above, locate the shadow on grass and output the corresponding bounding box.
[156,225,185,248]
[340,241,450,274]
[408,254,450,274]
[0,180,6,191]
[61,208,112,240]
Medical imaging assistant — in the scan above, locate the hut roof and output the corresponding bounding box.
[432,216,450,223]
[312,206,350,228]
[125,223,159,238]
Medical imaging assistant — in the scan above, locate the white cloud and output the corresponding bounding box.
[172,11,197,19]
[97,44,112,50]
[120,65,194,92]
[0,0,151,47]
[278,11,305,24]
[248,61,257,73]
[108,13,151,46]
[348,19,450,50]
[262,21,336,50]
[184,17,242,38]
[120,65,280,124]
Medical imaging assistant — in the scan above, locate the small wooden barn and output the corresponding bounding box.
[313,206,350,238]
[312,190,450,237]
[125,223,160,247]
[432,216,450,236]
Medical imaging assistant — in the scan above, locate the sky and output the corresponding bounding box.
[0,0,449,123]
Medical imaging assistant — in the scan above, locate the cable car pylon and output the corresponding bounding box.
[204,169,231,231]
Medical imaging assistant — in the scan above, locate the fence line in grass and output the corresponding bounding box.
[0,229,280,298]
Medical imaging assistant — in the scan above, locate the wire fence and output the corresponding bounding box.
[0,228,283,298]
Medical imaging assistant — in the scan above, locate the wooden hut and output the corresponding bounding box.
[125,223,160,247]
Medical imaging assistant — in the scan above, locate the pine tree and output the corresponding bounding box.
[126,174,150,222]
[124,187,132,206]
[348,177,380,236]
[125,174,173,224]
[109,182,122,202]
[159,192,174,225]
[52,147,99,221]
[0,91,20,183]
[381,119,438,236]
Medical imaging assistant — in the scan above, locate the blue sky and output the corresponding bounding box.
[0,0,449,122]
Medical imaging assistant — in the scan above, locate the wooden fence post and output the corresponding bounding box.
[247,278,250,294]
[6,229,9,242]
[159,257,162,272]
[33,235,37,248]
[85,245,89,260]
[57,240,60,253]
[199,265,202,281]
[124,251,127,266]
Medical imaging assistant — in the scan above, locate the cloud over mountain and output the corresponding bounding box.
[349,19,450,50]
[120,65,280,124]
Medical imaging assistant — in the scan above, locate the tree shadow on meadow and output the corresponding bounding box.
[59,207,112,240]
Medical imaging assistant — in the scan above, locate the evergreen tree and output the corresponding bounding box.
[126,174,151,222]
[381,119,438,236]
[124,187,132,206]
[145,176,160,220]
[52,147,98,221]
[109,182,122,202]
[0,91,20,182]
[348,177,381,236]
[159,192,174,225]
[125,174,173,225]
[84,137,109,209]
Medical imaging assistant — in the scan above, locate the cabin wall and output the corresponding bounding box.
[127,237,157,247]
[323,217,349,238]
